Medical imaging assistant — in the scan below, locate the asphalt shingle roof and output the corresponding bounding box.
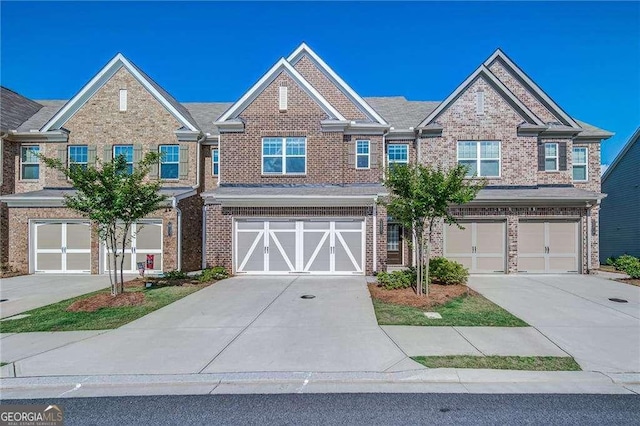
[1,86,43,131]
[364,97,440,130]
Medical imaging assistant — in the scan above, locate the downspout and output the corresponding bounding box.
[373,197,377,273]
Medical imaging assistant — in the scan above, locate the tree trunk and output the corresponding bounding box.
[119,225,129,295]
[111,233,119,296]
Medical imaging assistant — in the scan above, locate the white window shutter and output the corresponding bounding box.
[279,86,288,111]
[119,89,127,111]
[476,91,484,115]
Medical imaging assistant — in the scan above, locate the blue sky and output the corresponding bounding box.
[1,1,638,165]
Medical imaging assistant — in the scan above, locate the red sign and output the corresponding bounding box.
[146,254,155,270]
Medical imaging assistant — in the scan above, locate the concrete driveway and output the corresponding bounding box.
[469,275,640,373]
[11,276,408,376]
[0,275,114,318]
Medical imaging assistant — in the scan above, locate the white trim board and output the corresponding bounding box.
[41,53,199,132]
[216,58,346,123]
[484,49,580,128]
[287,43,388,125]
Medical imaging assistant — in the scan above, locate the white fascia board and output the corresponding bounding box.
[287,43,388,125]
[7,130,69,142]
[204,194,382,207]
[41,53,198,132]
[418,65,544,127]
[0,196,66,207]
[173,188,198,202]
[217,58,346,123]
[174,130,202,141]
[484,49,580,128]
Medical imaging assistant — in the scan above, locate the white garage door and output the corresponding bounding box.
[103,221,163,274]
[33,221,91,273]
[444,221,506,273]
[518,220,579,273]
[235,219,365,274]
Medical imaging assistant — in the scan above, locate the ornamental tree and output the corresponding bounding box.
[382,163,484,295]
[41,152,166,295]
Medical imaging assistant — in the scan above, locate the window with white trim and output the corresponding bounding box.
[457,141,501,177]
[113,145,134,175]
[262,137,306,175]
[21,145,40,180]
[572,147,588,181]
[212,148,219,176]
[545,143,558,171]
[68,145,88,171]
[159,145,179,179]
[356,140,370,169]
[387,144,408,165]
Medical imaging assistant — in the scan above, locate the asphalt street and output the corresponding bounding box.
[3,393,639,425]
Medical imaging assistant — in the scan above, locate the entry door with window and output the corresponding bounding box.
[34,222,91,273]
[103,222,163,273]
[518,221,579,273]
[387,223,403,265]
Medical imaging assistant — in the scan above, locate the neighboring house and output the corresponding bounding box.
[599,128,640,262]
[0,44,613,276]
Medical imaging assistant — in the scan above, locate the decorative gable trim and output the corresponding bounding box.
[484,49,580,129]
[216,58,346,124]
[418,65,545,128]
[41,53,199,132]
[287,43,388,125]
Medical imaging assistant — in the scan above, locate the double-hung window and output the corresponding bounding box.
[387,144,408,167]
[262,137,306,175]
[159,145,179,179]
[544,143,559,171]
[21,145,40,180]
[457,141,501,177]
[212,148,219,176]
[356,140,370,169]
[68,145,88,171]
[572,147,588,181]
[113,145,134,175]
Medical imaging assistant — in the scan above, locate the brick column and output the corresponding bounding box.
[506,213,519,273]
[204,203,233,272]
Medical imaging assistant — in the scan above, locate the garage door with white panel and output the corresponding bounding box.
[444,221,506,273]
[518,220,579,273]
[103,221,163,274]
[235,219,365,274]
[33,221,92,273]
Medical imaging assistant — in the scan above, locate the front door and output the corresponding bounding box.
[387,223,403,265]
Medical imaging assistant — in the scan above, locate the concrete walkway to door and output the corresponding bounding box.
[468,274,640,373]
[9,276,409,376]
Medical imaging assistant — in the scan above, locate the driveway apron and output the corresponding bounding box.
[468,275,640,373]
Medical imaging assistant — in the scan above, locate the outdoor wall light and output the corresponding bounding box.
[167,222,173,237]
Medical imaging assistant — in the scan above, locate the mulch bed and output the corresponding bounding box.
[66,292,146,312]
[616,278,640,287]
[368,283,473,309]
[123,277,202,288]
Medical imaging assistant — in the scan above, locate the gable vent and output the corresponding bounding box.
[119,89,128,112]
[476,90,484,115]
[279,86,288,112]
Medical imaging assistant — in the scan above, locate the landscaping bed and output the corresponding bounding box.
[412,355,581,371]
[0,274,224,333]
[616,278,640,287]
[369,284,528,327]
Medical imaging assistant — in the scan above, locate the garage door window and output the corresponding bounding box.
[457,141,500,177]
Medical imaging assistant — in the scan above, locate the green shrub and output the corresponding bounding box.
[614,255,639,273]
[605,257,617,266]
[625,262,640,279]
[163,270,189,280]
[377,270,414,290]
[199,266,229,282]
[428,257,469,285]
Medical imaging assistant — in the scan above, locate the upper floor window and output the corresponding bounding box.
[387,144,408,165]
[21,145,40,180]
[457,141,501,177]
[356,140,370,169]
[572,147,588,181]
[159,145,179,179]
[212,148,219,176]
[545,143,559,171]
[262,137,306,175]
[68,145,88,171]
[113,145,134,175]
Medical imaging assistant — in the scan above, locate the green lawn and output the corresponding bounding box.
[372,294,528,327]
[0,283,212,333]
[412,355,581,371]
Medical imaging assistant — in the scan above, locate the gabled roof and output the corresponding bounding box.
[216,58,345,123]
[484,49,580,128]
[418,65,545,128]
[365,97,440,130]
[0,86,43,131]
[41,53,200,132]
[602,127,640,182]
[287,43,387,125]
